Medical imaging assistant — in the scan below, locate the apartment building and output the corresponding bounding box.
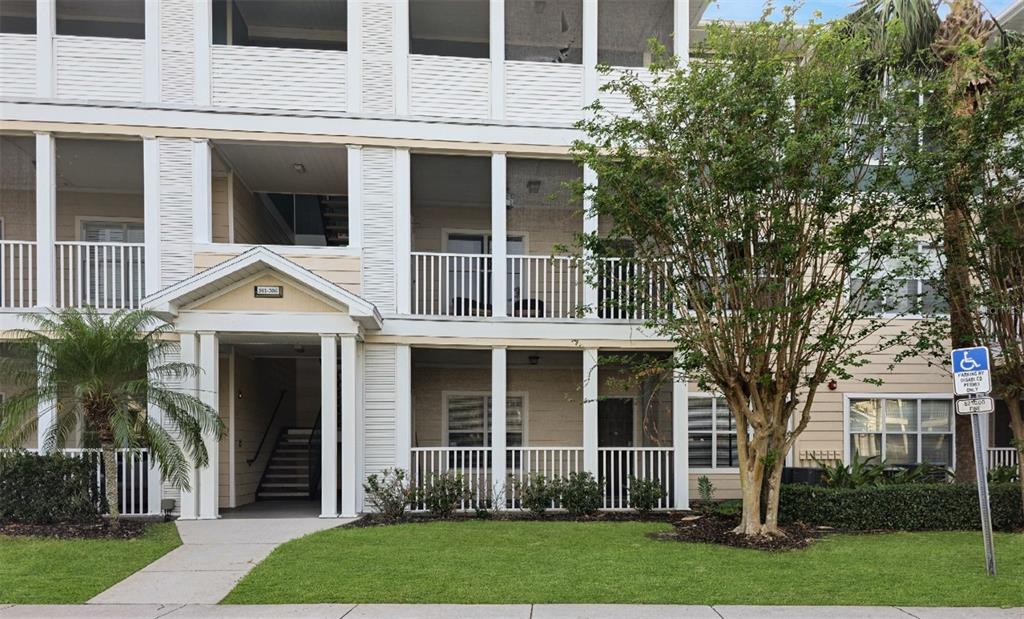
[0,0,1015,520]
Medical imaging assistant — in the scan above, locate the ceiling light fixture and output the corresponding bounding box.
[293,163,307,174]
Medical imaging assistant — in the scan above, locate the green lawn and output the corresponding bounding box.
[224,521,1024,607]
[0,523,181,604]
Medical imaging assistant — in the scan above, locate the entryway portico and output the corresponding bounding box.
[143,247,381,520]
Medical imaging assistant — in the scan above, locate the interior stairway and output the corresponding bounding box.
[319,196,349,247]
[256,428,315,501]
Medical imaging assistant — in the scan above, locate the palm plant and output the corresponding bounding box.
[0,308,223,525]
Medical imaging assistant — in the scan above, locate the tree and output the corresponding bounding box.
[572,13,923,536]
[0,308,224,525]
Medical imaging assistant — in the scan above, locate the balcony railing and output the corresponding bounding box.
[987,447,1019,469]
[508,255,584,319]
[0,241,36,309]
[597,447,675,510]
[56,242,146,310]
[596,257,672,321]
[409,446,491,511]
[411,252,492,317]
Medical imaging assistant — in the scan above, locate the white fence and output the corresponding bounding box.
[597,447,675,510]
[0,241,36,309]
[409,447,491,511]
[411,252,492,317]
[56,242,145,310]
[211,45,347,113]
[987,447,1019,469]
[16,448,152,515]
[508,255,584,319]
[506,447,583,509]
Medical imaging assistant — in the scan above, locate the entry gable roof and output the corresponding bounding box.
[142,247,382,329]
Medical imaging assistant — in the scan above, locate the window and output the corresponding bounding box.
[688,395,738,469]
[410,0,489,58]
[851,242,946,315]
[847,397,954,466]
[56,0,145,39]
[445,393,524,447]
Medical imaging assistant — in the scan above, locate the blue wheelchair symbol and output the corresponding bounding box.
[953,347,988,374]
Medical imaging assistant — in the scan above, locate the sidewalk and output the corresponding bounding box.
[0,605,1019,619]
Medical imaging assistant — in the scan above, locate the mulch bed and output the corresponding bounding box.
[652,512,825,551]
[347,510,680,528]
[0,519,150,540]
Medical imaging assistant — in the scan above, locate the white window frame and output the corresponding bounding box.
[843,393,956,469]
[442,229,529,254]
[851,241,946,319]
[441,390,529,447]
[687,392,739,473]
[75,217,145,242]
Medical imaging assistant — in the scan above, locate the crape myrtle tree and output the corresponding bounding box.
[572,12,926,536]
[0,308,224,526]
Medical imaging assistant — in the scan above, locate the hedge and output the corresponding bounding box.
[0,451,100,524]
[779,482,1023,531]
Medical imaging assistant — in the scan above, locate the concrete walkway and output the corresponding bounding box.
[0,605,1020,619]
[89,503,352,605]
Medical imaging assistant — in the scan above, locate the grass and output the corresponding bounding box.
[224,520,1024,607]
[0,523,181,604]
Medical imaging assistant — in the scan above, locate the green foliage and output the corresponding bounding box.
[516,474,556,517]
[362,468,411,520]
[420,473,469,518]
[697,475,716,503]
[989,465,1020,485]
[0,452,99,524]
[554,472,602,517]
[628,477,664,515]
[780,483,1023,531]
[715,499,743,517]
[814,455,950,488]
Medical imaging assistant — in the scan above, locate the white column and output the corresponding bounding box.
[197,331,219,519]
[320,334,339,517]
[491,153,507,317]
[347,146,363,249]
[36,0,54,98]
[36,348,54,453]
[395,344,412,472]
[143,137,161,296]
[489,0,505,120]
[395,148,412,314]
[346,0,363,113]
[672,365,689,509]
[146,355,164,514]
[177,332,200,520]
[491,347,507,506]
[582,348,599,474]
[226,348,237,508]
[194,0,212,105]
[674,0,689,64]
[340,335,359,517]
[582,165,598,317]
[192,139,212,244]
[144,0,160,101]
[393,0,410,116]
[582,0,598,105]
[34,132,55,308]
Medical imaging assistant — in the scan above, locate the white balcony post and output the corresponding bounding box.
[672,363,689,509]
[489,0,505,120]
[491,347,507,507]
[674,0,689,63]
[491,153,508,317]
[143,137,161,296]
[146,356,164,514]
[192,139,212,244]
[194,0,212,106]
[197,331,219,519]
[346,0,363,113]
[347,146,363,249]
[583,348,599,474]
[395,148,412,314]
[36,0,54,98]
[34,132,55,309]
[36,348,55,453]
[144,0,159,101]
[582,0,598,105]
[582,165,598,317]
[339,335,359,517]
[177,331,200,520]
[320,334,339,517]
[395,344,412,472]
[394,0,410,116]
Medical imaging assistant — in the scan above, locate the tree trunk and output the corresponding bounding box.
[1006,398,1024,514]
[762,456,787,535]
[736,465,764,536]
[101,443,120,529]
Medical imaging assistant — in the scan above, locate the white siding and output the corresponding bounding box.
[159,348,182,509]
[505,62,584,125]
[361,148,397,313]
[363,344,399,479]
[0,34,37,98]
[211,45,347,113]
[160,0,195,104]
[55,36,144,102]
[408,55,490,120]
[599,66,657,117]
[362,0,395,114]
[158,139,194,288]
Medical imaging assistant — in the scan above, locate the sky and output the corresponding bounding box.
[702,0,1017,23]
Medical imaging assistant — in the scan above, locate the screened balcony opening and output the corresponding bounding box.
[597,0,672,67]
[0,0,35,34]
[410,0,489,58]
[0,135,36,309]
[505,0,582,63]
[410,154,492,317]
[211,141,349,248]
[212,0,347,51]
[56,0,144,39]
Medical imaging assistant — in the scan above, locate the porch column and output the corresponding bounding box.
[340,335,359,517]
[35,132,55,309]
[582,348,599,474]
[320,334,339,517]
[36,348,54,453]
[672,364,689,509]
[177,332,200,519]
[347,146,363,249]
[582,165,598,317]
[197,331,219,519]
[395,344,412,471]
[491,347,507,507]
[143,0,159,101]
[395,148,411,314]
[582,0,598,105]
[489,0,505,120]
[194,0,212,106]
[393,0,410,116]
[146,359,164,514]
[142,137,161,296]
[346,0,363,114]
[674,0,690,63]
[36,0,54,97]
[491,153,508,317]
[192,139,212,244]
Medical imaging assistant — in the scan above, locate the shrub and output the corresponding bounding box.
[697,475,716,502]
[422,472,469,518]
[556,472,602,517]
[0,452,99,524]
[988,464,1019,485]
[517,473,556,516]
[628,477,664,515]
[814,455,951,488]
[779,483,1023,531]
[362,468,411,519]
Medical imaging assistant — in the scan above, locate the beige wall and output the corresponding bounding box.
[211,166,292,246]
[294,358,322,427]
[193,252,362,295]
[0,188,142,242]
[411,204,581,257]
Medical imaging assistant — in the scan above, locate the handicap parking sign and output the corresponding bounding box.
[952,346,991,396]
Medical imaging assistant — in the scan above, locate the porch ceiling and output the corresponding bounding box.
[213,141,347,196]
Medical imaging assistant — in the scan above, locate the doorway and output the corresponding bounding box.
[599,397,635,447]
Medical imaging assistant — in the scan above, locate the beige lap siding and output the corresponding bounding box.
[411,203,581,257]
[0,189,142,242]
[192,252,362,296]
[210,171,292,246]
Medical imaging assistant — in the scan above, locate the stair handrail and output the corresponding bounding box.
[308,408,323,498]
[246,389,288,466]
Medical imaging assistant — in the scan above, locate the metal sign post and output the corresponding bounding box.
[952,346,996,577]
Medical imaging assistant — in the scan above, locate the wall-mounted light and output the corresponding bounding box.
[236,390,244,400]
[827,379,837,391]
[528,355,540,366]
[526,179,542,194]
[293,162,307,174]
[506,190,515,210]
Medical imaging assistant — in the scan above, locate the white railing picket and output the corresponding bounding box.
[597,447,674,510]
[0,241,35,309]
[55,242,145,309]
[409,446,491,511]
[57,448,150,515]
[987,447,1019,469]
